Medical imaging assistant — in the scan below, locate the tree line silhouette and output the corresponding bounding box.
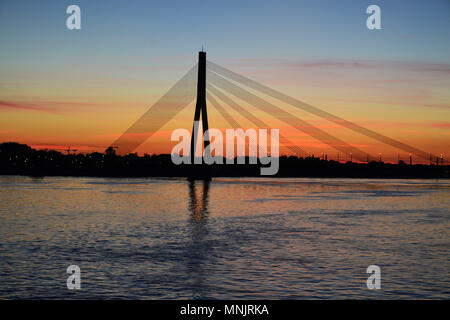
[0,142,448,178]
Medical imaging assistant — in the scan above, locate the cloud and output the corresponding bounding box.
[315,96,450,110]
[0,100,58,113]
[0,99,133,116]
[231,58,450,74]
[342,120,450,129]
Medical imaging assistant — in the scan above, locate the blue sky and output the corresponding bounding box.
[1,0,449,69]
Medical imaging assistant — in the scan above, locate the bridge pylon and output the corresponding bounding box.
[190,51,210,164]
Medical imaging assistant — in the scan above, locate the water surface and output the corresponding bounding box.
[0,176,449,299]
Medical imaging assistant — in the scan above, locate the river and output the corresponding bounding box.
[0,176,448,299]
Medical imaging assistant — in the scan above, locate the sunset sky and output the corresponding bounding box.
[0,0,449,162]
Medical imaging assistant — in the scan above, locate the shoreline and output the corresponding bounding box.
[2,142,449,179]
[1,172,449,180]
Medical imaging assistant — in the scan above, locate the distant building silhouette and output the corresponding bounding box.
[0,142,448,179]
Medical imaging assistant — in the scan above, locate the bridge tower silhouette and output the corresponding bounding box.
[190,51,210,164]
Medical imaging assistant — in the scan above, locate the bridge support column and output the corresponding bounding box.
[190,51,210,164]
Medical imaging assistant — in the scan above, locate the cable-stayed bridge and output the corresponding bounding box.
[111,52,443,165]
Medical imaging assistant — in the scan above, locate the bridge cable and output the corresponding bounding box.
[207,61,438,162]
[111,64,198,154]
[208,71,369,161]
[207,86,308,157]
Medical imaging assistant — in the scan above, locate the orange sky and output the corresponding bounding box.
[1,58,449,164]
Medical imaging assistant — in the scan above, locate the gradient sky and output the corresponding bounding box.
[0,0,449,162]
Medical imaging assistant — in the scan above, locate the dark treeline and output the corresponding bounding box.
[0,142,448,178]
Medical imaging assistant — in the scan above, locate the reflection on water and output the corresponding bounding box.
[189,179,210,223]
[186,179,211,298]
[0,176,449,299]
